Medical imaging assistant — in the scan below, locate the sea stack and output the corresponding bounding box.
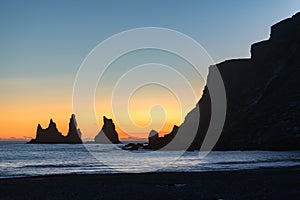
[28,119,65,143]
[94,116,121,144]
[28,114,82,144]
[65,114,82,144]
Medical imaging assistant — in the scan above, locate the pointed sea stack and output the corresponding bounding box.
[94,116,121,144]
[65,114,82,144]
[28,114,83,144]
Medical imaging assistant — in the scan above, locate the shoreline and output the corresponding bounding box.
[1,166,299,199]
[0,165,299,180]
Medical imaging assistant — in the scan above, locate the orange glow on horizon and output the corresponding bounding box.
[0,76,203,140]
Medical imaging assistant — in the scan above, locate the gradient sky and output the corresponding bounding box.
[1,0,300,140]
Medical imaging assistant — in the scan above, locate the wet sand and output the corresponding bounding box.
[0,167,299,200]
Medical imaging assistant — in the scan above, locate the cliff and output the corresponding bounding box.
[28,114,82,144]
[94,116,121,144]
[210,12,300,150]
[149,12,300,150]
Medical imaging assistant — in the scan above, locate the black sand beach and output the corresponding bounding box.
[1,167,299,200]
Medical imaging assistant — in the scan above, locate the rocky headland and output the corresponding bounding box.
[146,12,300,150]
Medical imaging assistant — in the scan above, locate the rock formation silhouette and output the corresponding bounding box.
[145,127,178,149]
[147,12,300,151]
[122,143,145,150]
[28,13,300,150]
[65,114,82,144]
[94,116,121,144]
[28,114,82,144]
[208,12,300,150]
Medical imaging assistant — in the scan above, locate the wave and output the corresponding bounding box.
[21,163,84,168]
[203,158,300,165]
[87,146,122,153]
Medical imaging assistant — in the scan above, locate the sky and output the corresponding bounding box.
[1,0,300,140]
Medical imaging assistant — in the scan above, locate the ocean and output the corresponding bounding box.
[0,141,299,179]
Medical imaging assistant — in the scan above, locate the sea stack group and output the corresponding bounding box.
[28,114,82,144]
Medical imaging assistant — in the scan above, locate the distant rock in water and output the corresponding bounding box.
[94,116,121,144]
[122,143,145,150]
[147,12,300,151]
[28,114,82,144]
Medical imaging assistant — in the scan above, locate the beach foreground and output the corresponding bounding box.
[1,167,299,200]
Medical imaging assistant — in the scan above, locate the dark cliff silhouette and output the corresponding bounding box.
[148,12,300,151]
[94,116,121,144]
[145,127,179,149]
[210,12,300,150]
[28,114,82,144]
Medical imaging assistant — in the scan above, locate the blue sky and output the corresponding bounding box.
[1,0,300,78]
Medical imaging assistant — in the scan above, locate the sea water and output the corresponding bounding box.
[0,141,299,178]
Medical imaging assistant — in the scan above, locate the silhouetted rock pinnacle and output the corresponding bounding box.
[94,116,121,144]
[28,114,82,144]
[65,114,82,144]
